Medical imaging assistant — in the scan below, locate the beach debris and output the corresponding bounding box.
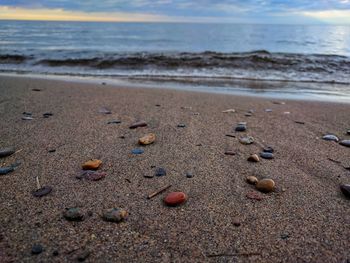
[247,154,259,162]
[260,152,274,159]
[147,184,172,199]
[265,109,273,112]
[256,179,275,193]
[77,250,91,262]
[76,171,107,181]
[155,167,166,177]
[0,166,15,175]
[186,172,194,178]
[294,121,305,125]
[340,184,350,198]
[263,146,274,153]
[139,133,156,145]
[272,101,285,105]
[239,136,254,145]
[48,149,56,153]
[102,208,128,223]
[322,135,339,142]
[246,176,258,185]
[164,192,187,206]
[224,150,236,156]
[32,176,52,197]
[235,122,247,132]
[232,218,241,227]
[82,159,102,170]
[129,121,147,129]
[32,88,41,92]
[177,123,186,128]
[31,244,43,255]
[0,146,15,158]
[131,148,144,155]
[107,120,121,124]
[99,107,112,114]
[225,134,236,138]
[43,112,53,118]
[339,140,350,147]
[222,109,235,113]
[22,116,33,120]
[63,208,84,221]
[245,113,253,117]
[143,173,154,178]
[246,191,264,201]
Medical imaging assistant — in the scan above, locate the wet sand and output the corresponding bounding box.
[0,75,349,263]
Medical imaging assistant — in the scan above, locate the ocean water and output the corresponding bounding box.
[1,20,350,101]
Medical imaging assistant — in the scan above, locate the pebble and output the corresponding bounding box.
[102,208,128,223]
[339,140,350,147]
[245,113,252,117]
[177,124,186,128]
[263,146,274,153]
[340,184,350,198]
[224,150,236,156]
[52,250,59,256]
[31,244,43,255]
[225,134,236,138]
[23,112,32,116]
[222,109,235,113]
[77,171,107,181]
[139,133,156,145]
[260,152,274,159]
[246,191,264,201]
[22,116,33,120]
[272,101,285,105]
[99,107,112,114]
[77,250,91,262]
[63,208,84,221]
[186,172,193,178]
[256,179,275,193]
[164,192,187,206]
[247,154,259,162]
[0,166,14,175]
[246,176,258,185]
[107,120,121,124]
[143,174,154,178]
[43,112,53,118]
[322,134,339,142]
[235,122,247,132]
[32,186,52,197]
[132,148,144,155]
[265,109,273,112]
[82,159,102,170]
[239,136,254,145]
[232,218,241,227]
[48,149,56,153]
[129,121,147,129]
[32,88,41,91]
[155,167,166,176]
[347,130,350,135]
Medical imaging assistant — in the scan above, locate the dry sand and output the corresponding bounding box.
[0,75,349,263]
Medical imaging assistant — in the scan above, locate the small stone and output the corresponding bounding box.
[0,166,14,175]
[265,109,273,112]
[232,218,241,227]
[43,112,53,118]
[245,113,252,117]
[224,150,236,156]
[340,184,350,198]
[295,121,305,125]
[139,133,156,145]
[32,186,52,197]
[52,250,59,256]
[99,107,112,114]
[164,192,187,206]
[263,146,274,153]
[107,120,121,124]
[239,136,254,145]
[235,122,247,132]
[260,152,274,159]
[48,149,56,153]
[143,174,154,178]
[32,88,41,91]
[246,191,264,201]
[82,159,102,170]
[347,130,350,135]
[247,154,259,162]
[155,167,166,176]
[23,112,32,116]
[186,172,193,178]
[31,244,43,255]
[102,208,128,223]
[77,250,91,262]
[322,135,339,142]
[339,140,350,147]
[132,148,144,155]
[222,109,235,113]
[256,179,275,193]
[63,208,84,221]
[246,176,258,185]
[129,121,147,129]
[155,104,161,107]
[177,124,186,128]
[225,134,236,138]
[78,171,107,181]
[22,116,33,120]
[281,233,290,240]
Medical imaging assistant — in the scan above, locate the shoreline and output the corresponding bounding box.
[0,75,349,262]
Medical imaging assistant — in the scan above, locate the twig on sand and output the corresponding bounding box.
[327,157,341,164]
[36,176,41,190]
[14,149,23,154]
[206,252,260,258]
[147,185,171,199]
[294,121,305,125]
[327,157,350,170]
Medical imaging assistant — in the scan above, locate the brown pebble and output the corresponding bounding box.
[63,208,84,221]
[102,208,128,223]
[247,154,260,162]
[256,179,275,193]
[82,159,102,170]
[246,191,264,201]
[139,133,156,145]
[246,176,258,185]
[164,192,187,206]
[233,218,241,227]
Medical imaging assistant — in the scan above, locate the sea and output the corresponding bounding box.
[1,20,350,102]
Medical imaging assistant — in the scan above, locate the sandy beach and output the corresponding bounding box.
[0,75,349,263]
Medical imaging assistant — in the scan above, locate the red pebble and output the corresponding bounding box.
[164,192,187,206]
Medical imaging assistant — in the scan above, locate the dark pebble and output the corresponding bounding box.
[43,112,53,118]
[32,186,52,197]
[347,130,350,135]
[295,121,305,125]
[119,135,125,139]
[186,172,193,178]
[263,146,274,153]
[32,88,41,91]
[23,112,32,116]
[260,152,274,159]
[53,250,59,256]
[102,208,128,223]
[225,134,236,138]
[322,134,339,142]
[0,166,15,175]
[48,149,56,153]
[131,148,144,155]
[340,184,350,198]
[143,174,154,178]
[31,244,43,255]
[281,233,290,240]
[107,120,121,124]
[77,250,90,262]
[63,208,84,221]
[102,82,106,85]
[245,113,252,117]
[224,150,236,156]
[129,121,147,129]
[177,124,186,128]
[235,122,247,132]
[339,140,350,147]
[155,104,161,107]
[155,167,166,176]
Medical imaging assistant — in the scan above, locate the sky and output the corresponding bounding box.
[1,0,350,24]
